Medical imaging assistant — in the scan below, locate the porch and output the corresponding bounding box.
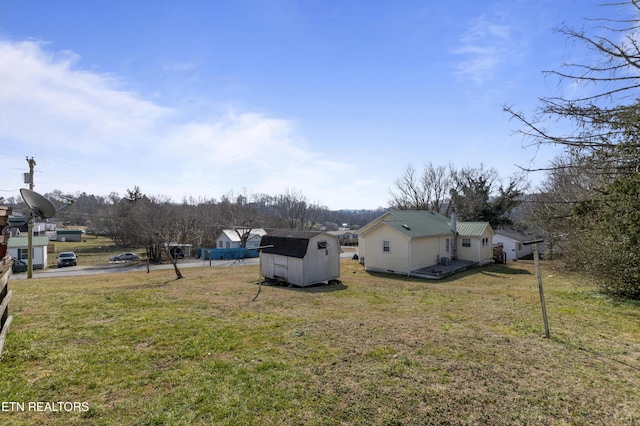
[411,259,476,279]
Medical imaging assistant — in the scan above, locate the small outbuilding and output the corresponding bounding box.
[7,236,49,270]
[493,229,534,260]
[56,229,83,242]
[260,230,340,286]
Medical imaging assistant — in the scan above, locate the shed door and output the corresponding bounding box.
[274,259,288,281]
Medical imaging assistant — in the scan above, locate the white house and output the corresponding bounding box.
[493,229,534,260]
[7,236,49,270]
[216,228,266,249]
[357,210,494,277]
[260,230,340,286]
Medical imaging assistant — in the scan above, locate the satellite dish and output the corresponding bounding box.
[20,188,56,219]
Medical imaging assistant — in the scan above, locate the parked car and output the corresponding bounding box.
[110,252,140,262]
[57,252,77,268]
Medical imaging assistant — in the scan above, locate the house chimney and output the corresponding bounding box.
[450,209,457,260]
[450,209,457,233]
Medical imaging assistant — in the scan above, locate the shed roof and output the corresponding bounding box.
[8,236,50,248]
[260,230,328,258]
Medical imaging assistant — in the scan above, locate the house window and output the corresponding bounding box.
[482,238,489,247]
[445,238,450,253]
[462,238,471,248]
[383,241,390,252]
[317,241,327,249]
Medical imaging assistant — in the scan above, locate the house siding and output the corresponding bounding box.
[410,235,450,271]
[456,227,495,264]
[361,225,411,274]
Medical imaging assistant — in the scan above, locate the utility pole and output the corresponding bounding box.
[26,157,36,279]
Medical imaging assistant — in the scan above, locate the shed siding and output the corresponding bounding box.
[260,233,340,286]
[302,235,340,284]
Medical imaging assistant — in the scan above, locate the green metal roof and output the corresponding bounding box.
[385,218,452,238]
[360,210,492,239]
[455,222,492,237]
[388,209,451,224]
[370,210,453,238]
[8,236,50,248]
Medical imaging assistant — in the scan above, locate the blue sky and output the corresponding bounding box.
[0,0,609,209]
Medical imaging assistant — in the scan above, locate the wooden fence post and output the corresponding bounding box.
[0,255,13,358]
[524,239,550,338]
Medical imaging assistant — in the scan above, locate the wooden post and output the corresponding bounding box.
[0,255,13,358]
[524,239,550,338]
[253,245,273,302]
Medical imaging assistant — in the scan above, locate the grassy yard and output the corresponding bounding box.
[0,259,638,425]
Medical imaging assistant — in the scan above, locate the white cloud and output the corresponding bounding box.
[0,39,371,208]
[0,40,172,155]
[452,15,521,84]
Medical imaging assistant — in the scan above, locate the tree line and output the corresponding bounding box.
[2,186,384,252]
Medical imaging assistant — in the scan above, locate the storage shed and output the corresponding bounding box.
[7,236,49,270]
[260,230,340,286]
[56,229,83,242]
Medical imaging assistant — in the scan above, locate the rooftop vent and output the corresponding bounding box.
[402,224,411,230]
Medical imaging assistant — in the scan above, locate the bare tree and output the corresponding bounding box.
[504,1,640,174]
[388,164,429,210]
[388,162,454,213]
[273,188,325,231]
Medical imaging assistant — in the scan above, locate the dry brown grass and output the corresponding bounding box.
[1,259,638,425]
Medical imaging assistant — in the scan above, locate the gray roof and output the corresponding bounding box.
[260,230,327,258]
[494,228,531,242]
